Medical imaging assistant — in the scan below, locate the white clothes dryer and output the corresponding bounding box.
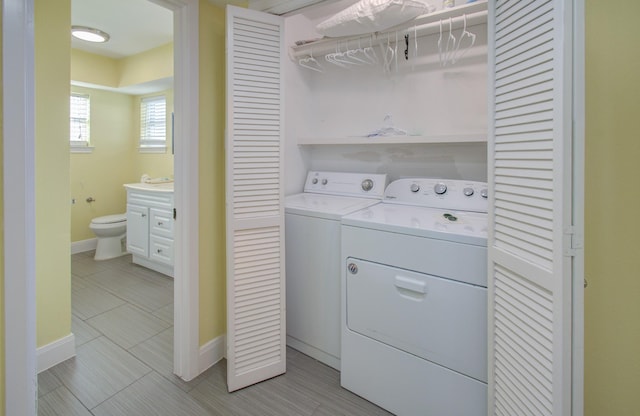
[285,171,387,370]
[340,178,489,416]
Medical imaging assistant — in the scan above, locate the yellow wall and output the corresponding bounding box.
[69,85,174,243]
[70,86,136,242]
[71,43,173,89]
[118,43,173,88]
[584,1,640,414]
[35,0,72,347]
[70,49,119,88]
[198,0,227,344]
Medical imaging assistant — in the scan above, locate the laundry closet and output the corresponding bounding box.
[225,0,581,414]
[283,0,489,193]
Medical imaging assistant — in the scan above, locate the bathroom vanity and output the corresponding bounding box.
[124,182,174,277]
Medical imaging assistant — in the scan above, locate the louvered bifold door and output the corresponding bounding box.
[488,1,574,415]
[225,5,286,392]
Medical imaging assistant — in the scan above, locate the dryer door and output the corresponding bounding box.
[345,257,487,382]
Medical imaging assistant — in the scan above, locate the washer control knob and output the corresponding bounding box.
[311,178,318,184]
[463,187,474,197]
[410,183,420,193]
[434,182,447,195]
[361,179,374,192]
[480,188,488,199]
[321,179,328,185]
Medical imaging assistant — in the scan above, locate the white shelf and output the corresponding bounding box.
[297,134,486,145]
[291,0,488,59]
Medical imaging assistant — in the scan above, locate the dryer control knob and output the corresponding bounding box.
[311,178,318,184]
[410,183,420,193]
[434,182,447,195]
[480,188,488,198]
[463,187,474,196]
[321,179,328,185]
[361,179,374,192]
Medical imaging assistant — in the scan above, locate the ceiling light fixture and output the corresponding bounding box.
[71,26,110,43]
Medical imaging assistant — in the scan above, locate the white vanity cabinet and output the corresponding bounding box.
[124,183,174,277]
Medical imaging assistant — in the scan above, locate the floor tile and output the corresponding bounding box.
[37,386,92,416]
[50,336,151,409]
[152,303,173,324]
[38,370,61,398]
[86,304,171,349]
[71,314,100,347]
[108,279,173,313]
[91,371,211,416]
[129,327,207,392]
[71,284,126,320]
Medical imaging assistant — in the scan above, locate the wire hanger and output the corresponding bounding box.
[299,49,323,73]
[452,14,476,64]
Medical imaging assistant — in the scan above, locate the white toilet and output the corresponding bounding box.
[89,214,127,260]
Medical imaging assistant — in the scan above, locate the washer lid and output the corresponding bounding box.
[285,193,381,220]
[342,204,487,246]
[92,214,126,224]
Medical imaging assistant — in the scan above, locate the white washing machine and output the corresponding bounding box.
[285,171,387,370]
[340,178,489,416]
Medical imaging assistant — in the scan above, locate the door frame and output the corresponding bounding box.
[3,0,201,413]
[150,0,201,382]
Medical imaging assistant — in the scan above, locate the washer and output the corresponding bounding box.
[285,171,387,370]
[340,178,489,416]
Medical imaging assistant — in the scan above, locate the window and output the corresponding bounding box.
[140,95,167,151]
[70,93,90,149]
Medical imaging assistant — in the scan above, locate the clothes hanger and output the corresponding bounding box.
[299,50,323,73]
[452,14,476,64]
[444,17,457,66]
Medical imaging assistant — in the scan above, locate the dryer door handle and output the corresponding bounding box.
[394,275,427,295]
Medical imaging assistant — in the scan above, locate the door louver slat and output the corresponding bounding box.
[489,0,573,414]
[226,5,285,392]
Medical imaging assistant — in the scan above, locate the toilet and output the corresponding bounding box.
[89,214,127,260]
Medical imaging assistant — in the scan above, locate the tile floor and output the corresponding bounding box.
[37,252,392,416]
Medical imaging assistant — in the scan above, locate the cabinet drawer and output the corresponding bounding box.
[150,235,174,266]
[150,208,173,238]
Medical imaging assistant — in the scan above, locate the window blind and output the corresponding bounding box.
[140,95,167,148]
[70,93,90,145]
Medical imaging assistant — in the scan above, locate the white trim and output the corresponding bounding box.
[36,334,76,373]
[572,0,585,414]
[3,0,37,414]
[199,334,226,374]
[71,238,98,254]
[70,145,95,154]
[148,0,201,382]
[138,146,168,154]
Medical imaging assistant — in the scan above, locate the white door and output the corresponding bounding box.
[225,5,286,392]
[487,0,580,415]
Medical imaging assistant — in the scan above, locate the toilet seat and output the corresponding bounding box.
[92,214,126,225]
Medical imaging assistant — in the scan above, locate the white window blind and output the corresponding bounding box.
[140,95,167,149]
[70,93,90,146]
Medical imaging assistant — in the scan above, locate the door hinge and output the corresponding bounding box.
[173,208,176,220]
[563,226,583,257]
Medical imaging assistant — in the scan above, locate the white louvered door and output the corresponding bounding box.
[225,5,286,392]
[488,1,575,415]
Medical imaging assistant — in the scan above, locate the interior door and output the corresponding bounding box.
[225,5,286,392]
[487,0,578,414]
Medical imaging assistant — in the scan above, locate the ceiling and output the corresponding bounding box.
[71,0,173,59]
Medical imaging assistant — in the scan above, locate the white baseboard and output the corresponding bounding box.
[71,238,97,254]
[37,333,76,373]
[199,334,226,374]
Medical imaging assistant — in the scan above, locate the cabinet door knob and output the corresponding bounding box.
[158,221,163,226]
[141,213,147,218]
[157,249,162,253]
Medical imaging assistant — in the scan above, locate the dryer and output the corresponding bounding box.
[285,171,387,370]
[340,178,489,416]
